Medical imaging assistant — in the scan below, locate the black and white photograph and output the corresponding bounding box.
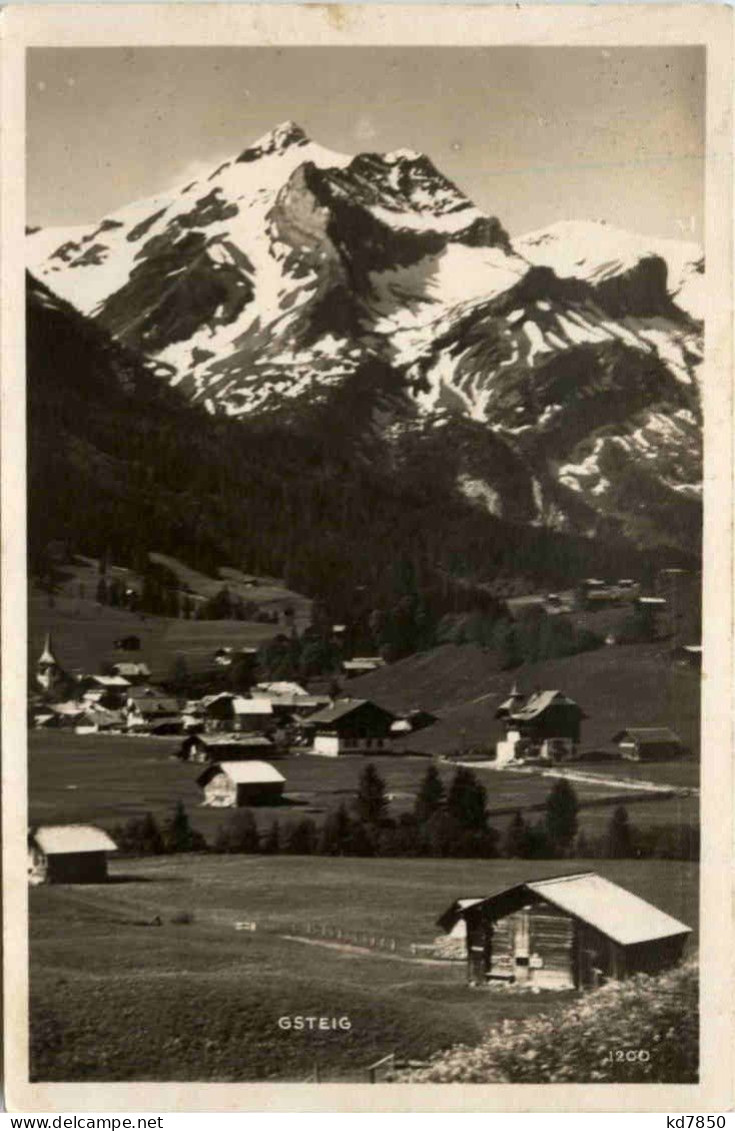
[2,3,733,1114]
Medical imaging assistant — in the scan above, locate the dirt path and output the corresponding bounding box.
[452,758,696,797]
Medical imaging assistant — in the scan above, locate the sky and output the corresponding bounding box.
[27,46,705,241]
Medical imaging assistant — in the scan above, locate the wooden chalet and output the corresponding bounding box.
[305,698,396,756]
[126,696,181,730]
[28,825,118,885]
[200,693,274,733]
[197,760,285,807]
[496,688,586,764]
[180,732,274,764]
[438,872,691,990]
[611,727,687,761]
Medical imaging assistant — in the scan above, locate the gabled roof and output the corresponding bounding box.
[133,697,180,715]
[197,760,285,787]
[31,825,118,855]
[438,872,690,947]
[307,698,393,726]
[255,681,307,697]
[92,675,131,688]
[232,697,274,715]
[512,690,584,721]
[612,727,683,744]
[127,684,166,699]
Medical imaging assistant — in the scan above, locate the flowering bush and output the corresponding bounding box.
[399,959,698,1084]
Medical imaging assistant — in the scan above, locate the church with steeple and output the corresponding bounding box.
[36,633,67,694]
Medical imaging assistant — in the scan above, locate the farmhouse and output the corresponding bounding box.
[438,872,691,990]
[611,727,687,761]
[496,688,586,764]
[127,696,181,730]
[74,706,125,734]
[111,661,151,681]
[306,698,396,756]
[232,697,275,733]
[197,760,285,807]
[28,825,118,885]
[342,657,386,677]
[180,732,274,764]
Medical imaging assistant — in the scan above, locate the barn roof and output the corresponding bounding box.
[31,825,118,855]
[438,872,690,947]
[232,697,274,715]
[197,760,285,786]
[255,681,308,697]
[112,662,150,677]
[612,727,683,744]
[92,675,131,688]
[194,733,273,748]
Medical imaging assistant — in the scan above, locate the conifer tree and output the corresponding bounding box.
[413,763,445,824]
[544,779,579,855]
[447,767,487,832]
[354,763,388,825]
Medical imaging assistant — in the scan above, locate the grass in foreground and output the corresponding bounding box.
[30,854,698,1082]
[402,958,698,1084]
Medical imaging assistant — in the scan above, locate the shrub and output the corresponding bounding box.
[401,958,698,1084]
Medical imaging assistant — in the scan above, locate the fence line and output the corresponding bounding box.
[276,919,401,953]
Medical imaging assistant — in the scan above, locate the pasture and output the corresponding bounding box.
[362,642,702,757]
[29,589,279,682]
[30,854,699,1082]
[27,731,686,844]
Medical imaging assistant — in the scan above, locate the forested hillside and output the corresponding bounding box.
[28,273,684,641]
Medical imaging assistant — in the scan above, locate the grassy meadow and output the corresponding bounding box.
[30,854,699,1082]
[28,730,694,844]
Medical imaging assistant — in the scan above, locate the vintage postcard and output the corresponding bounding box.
[1,2,733,1114]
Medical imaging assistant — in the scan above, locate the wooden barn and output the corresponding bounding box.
[180,732,274,764]
[612,727,687,761]
[197,760,285,807]
[438,872,690,990]
[28,825,118,885]
[305,698,396,756]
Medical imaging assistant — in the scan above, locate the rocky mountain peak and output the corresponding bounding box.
[236,120,310,163]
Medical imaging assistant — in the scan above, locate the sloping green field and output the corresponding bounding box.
[30,854,698,1082]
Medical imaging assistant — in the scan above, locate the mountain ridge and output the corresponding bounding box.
[27,122,703,556]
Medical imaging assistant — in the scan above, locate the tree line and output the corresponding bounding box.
[112,767,698,863]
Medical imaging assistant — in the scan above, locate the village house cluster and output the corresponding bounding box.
[27,625,695,992]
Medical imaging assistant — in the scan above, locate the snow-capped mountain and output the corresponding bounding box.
[516,220,705,322]
[28,121,703,554]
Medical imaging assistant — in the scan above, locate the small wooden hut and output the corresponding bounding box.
[438,872,690,990]
[28,825,118,885]
[197,760,285,807]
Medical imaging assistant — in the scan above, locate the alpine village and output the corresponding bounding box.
[27,119,702,1086]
